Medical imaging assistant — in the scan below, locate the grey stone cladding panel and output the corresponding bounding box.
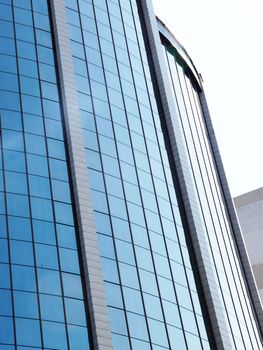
[49,1,113,349]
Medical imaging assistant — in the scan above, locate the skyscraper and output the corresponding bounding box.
[234,188,263,304]
[0,0,262,349]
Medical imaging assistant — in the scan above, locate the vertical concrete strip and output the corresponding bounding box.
[140,0,233,348]
[199,90,263,335]
[49,1,113,349]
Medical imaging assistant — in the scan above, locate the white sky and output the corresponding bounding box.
[152,0,263,197]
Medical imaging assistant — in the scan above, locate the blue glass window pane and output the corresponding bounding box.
[42,321,67,350]
[45,119,63,140]
[0,345,15,350]
[0,72,18,92]
[21,95,42,115]
[35,243,58,269]
[49,159,68,181]
[94,212,112,236]
[65,298,86,326]
[0,215,6,238]
[10,240,34,266]
[27,154,49,177]
[43,99,61,120]
[91,191,108,214]
[47,138,66,160]
[39,63,56,83]
[25,134,46,156]
[62,272,83,299]
[0,54,17,74]
[112,334,130,350]
[0,109,20,132]
[37,46,54,67]
[13,291,39,318]
[17,41,36,60]
[18,58,38,78]
[12,265,36,292]
[97,234,115,259]
[0,19,14,38]
[6,193,29,217]
[148,319,168,348]
[40,294,64,322]
[112,218,131,242]
[0,290,12,316]
[34,12,50,31]
[101,257,119,284]
[29,175,51,199]
[16,318,41,347]
[0,192,5,215]
[51,179,71,203]
[37,268,61,295]
[15,23,34,43]
[104,282,123,309]
[2,130,24,151]
[127,312,149,341]
[56,224,77,249]
[68,325,90,350]
[4,150,26,173]
[32,219,56,245]
[5,171,28,195]
[32,0,48,15]
[119,263,139,289]
[0,238,9,263]
[0,263,10,288]
[108,308,128,336]
[0,38,16,56]
[0,316,14,344]
[59,247,80,274]
[8,216,32,241]
[20,76,39,96]
[14,7,33,26]
[54,202,74,225]
[23,114,44,135]
[123,287,144,314]
[31,197,53,221]
[167,325,187,350]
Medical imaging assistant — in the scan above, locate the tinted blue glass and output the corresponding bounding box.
[65,298,86,326]
[0,316,14,344]
[0,238,9,263]
[0,290,12,316]
[32,219,56,245]
[42,321,67,350]
[12,265,36,292]
[62,272,83,299]
[37,268,61,295]
[15,318,41,347]
[0,263,10,288]
[35,243,58,269]
[8,216,32,241]
[59,247,80,274]
[10,240,34,266]
[40,294,64,322]
[0,1,90,349]
[13,291,39,318]
[68,324,90,350]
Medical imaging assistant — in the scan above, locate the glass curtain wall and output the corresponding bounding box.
[0,1,91,349]
[66,0,211,349]
[162,43,262,350]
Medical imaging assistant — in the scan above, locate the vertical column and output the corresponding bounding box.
[49,1,113,349]
[199,90,263,338]
[138,0,232,348]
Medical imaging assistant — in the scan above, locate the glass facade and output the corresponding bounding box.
[0,1,91,349]
[66,0,211,349]
[0,0,262,349]
[162,43,262,349]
